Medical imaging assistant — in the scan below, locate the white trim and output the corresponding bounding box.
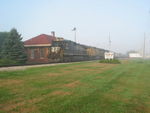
[24,44,51,47]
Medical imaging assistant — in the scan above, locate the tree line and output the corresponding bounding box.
[0,28,27,66]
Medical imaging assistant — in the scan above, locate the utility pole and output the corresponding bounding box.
[143,33,146,58]
[109,32,111,51]
[75,29,76,43]
[72,27,77,43]
[72,27,77,56]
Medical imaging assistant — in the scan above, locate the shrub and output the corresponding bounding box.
[0,59,18,67]
[99,59,121,64]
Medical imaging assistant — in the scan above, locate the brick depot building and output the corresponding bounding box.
[24,32,56,64]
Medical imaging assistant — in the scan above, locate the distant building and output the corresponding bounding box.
[24,32,56,64]
[129,53,142,58]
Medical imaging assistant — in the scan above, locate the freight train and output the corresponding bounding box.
[48,38,108,62]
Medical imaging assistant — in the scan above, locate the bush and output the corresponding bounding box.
[0,59,18,67]
[99,59,121,64]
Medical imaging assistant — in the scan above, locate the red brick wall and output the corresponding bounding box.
[25,47,50,64]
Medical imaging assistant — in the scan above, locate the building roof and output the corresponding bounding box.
[24,34,56,47]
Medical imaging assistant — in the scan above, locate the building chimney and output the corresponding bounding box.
[51,31,55,37]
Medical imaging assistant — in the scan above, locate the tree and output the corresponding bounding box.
[1,28,27,64]
[0,32,9,56]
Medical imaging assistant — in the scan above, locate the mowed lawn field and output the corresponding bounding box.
[0,60,150,113]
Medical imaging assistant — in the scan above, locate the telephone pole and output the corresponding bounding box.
[143,33,146,58]
[72,27,77,43]
[109,32,111,51]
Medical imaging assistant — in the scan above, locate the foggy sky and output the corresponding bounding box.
[0,0,150,54]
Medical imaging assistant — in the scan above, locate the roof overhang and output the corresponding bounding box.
[24,44,51,47]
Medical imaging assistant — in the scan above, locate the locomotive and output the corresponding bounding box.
[48,38,107,62]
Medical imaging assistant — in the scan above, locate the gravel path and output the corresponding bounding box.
[0,63,69,71]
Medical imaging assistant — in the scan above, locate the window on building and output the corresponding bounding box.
[30,49,35,59]
[40,48,45,58]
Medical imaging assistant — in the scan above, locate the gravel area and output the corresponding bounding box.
[0,63,69,71]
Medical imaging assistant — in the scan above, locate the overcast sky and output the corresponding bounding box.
[0,0,150,53]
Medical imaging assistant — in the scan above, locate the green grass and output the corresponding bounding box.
[0,60,150,113]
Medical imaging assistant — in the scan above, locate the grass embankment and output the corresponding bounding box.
[0,60,150,113]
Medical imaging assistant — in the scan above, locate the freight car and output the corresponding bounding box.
[48,38,107,62]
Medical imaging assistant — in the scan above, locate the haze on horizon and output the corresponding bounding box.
[0,0,150,54]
